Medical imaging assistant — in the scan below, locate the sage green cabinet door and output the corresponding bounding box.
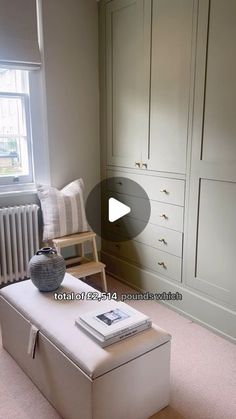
[200,0,236,164]
[185,0,236,309]
[186,179,236,308]
[148,0,194,174]
[106,0,150,169]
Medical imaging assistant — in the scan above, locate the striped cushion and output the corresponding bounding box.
[37,179,88,242]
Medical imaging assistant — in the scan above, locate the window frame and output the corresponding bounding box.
[0,66,50,196]
[0,90,34,187]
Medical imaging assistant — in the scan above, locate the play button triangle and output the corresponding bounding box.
[108,197,131,222]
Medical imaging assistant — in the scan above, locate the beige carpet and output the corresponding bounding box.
[0,275,236,419]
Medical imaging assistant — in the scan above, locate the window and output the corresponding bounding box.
[0,68,34,187]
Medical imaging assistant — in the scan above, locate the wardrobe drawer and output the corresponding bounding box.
[150,201,184,232]
[137,224,183,256]
[107,169,185,206]
[107,192,184,232]
[103,239,182,282]
[105,218,183,257]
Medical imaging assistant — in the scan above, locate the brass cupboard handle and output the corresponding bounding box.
[142,163,147,169]
[135,161,141,168]
[158,238,167,245]
[160,189,169,194]
[160,214,168,219]
[158,261,167,269]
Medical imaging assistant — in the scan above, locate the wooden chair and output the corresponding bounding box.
[52,231,107,292]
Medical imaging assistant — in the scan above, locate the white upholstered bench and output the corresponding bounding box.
[0,274,171,419]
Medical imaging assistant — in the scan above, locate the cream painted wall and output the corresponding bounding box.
[41,0,100,196]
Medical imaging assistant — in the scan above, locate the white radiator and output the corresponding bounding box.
[0,205,39,284]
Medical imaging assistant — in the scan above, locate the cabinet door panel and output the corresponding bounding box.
[148,0,194,173]
[186,179,236,308]
[201,0,236,162]
[106,0,150,168]
[197,180,236,292]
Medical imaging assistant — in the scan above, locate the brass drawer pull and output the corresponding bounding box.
[158,238,167,245]
[135,161,141,168]
[160,189,169,194]
[142,163,147,169]
[158,261,167,269]
[160,214,168,219]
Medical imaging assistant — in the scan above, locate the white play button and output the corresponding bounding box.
[108,197,131,222]
[85,177,151,241]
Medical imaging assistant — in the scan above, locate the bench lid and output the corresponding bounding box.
[0,274,171,379]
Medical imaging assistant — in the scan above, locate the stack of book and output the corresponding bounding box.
[75,302,152,347]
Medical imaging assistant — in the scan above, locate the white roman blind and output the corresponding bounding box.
[0,0,41,67]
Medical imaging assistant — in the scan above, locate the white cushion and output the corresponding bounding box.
[37,179,88,242]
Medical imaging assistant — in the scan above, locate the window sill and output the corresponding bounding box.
[0,183,37,197]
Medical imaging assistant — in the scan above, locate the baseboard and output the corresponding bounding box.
[102,251,236,343]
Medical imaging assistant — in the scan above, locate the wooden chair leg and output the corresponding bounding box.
[75,243,80,258]
[92,237,98,262]
[81,243,85,258]
[101,268,108,292]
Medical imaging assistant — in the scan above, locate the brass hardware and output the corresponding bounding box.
[160,214,168,219]
[158,238,167,244]
[135,161,141,168]
[160,188,168,194]
[158,261,167,269]
[142,163,147,169]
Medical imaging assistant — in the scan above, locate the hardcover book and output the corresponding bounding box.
[75,302,152,347]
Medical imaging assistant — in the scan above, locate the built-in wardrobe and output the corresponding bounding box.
[99,0,236,341]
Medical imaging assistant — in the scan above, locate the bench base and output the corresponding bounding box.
[0,296,170,419]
